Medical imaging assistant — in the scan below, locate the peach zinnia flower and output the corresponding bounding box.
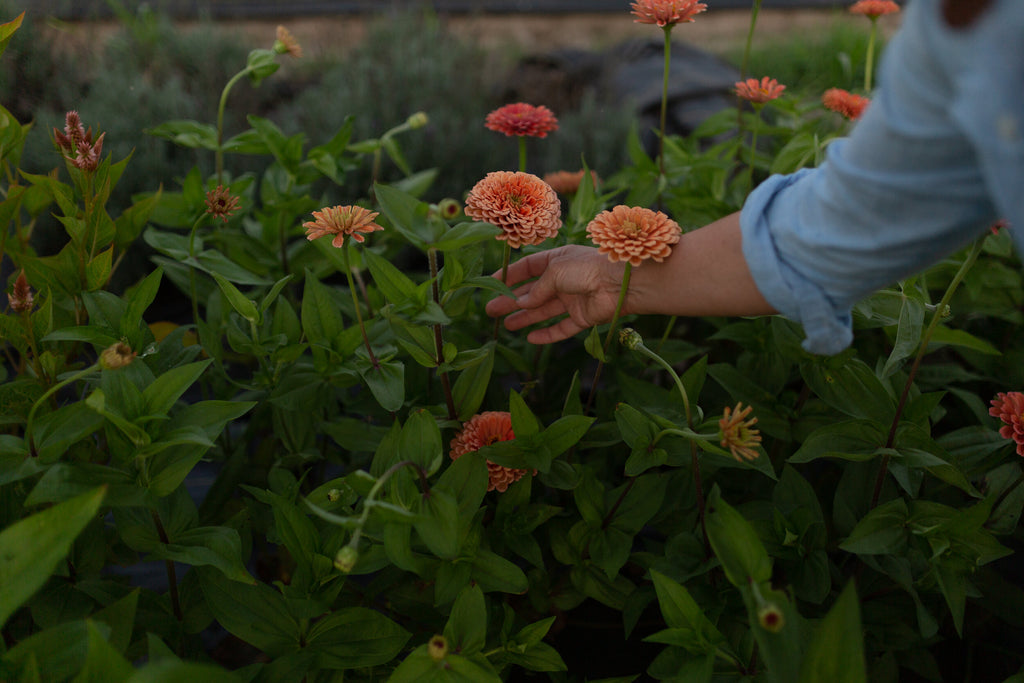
[990,392,1024,457]
[631,0,707,27]
[205,185,241,223]
[719,402,762,462]
[735,77,786,105]
[464,171,562,248]
[303,205,384,248]
[849,0,900,19]
[543,170,600,196]
[274,25,302,58]
[450,411,532,492]
[485,103,559,139]
[823,88,870,120]
[586,205,681,266]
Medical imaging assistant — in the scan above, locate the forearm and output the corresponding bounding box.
[625,211,777,318]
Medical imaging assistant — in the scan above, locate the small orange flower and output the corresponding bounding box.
[8,270,32,313]
[464,171,562,248]
[822,88,870,120]
[303,205,384,248]
[543,170,600,196]
[849,0,900,19]
[719,402,762,462]
[990,392,1024,457]
[631,0,707,27]
[485,103,559,139]
[586,205,681,266]
[204,185,241,223]
[450,411,533,493]
[735,77,786,105]
[274,25,302,58]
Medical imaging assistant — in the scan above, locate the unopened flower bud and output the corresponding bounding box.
[273,25,302,58]
[100,342,136,370]
[326,488,342,502]
[334,544,359,573]
[406,111,429,130]
[619,327,643,350]
[437,198,461,220]
[428,634,448,661]
[757,604,785,633]
[8,270,33,313]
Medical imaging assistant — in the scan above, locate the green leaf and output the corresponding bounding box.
[431,221,500,251]
[472,549,529,595]
[788,420,887,464]
[647,570,727,654]
[509,390,540,437]
[259,274,294,313]
[584,326,606,362]
[126,661,242,683]
[840,498,909,555]
[880,296,925,378]
[213,273,259,323]
[444,585,487,655]
[364,248,420,305]
[415,490,460,559]
[85,246,113,291]
[142,359,213,416]
[149,526,256,584]
[305,607,411,669]
[400,408,443,471]
[374,182,441,249]
[928,324,1001,355]
[197,568,300,657]
[75,620,134,683]
[801,356,895,424]
[0,12,24,58]
[360,360,405,412]
[0,487,106,627]
[301,271,345,347]
[704,487,772,587]
[452,342,494,420]
[146,120,219,150]
[797,582,867,682]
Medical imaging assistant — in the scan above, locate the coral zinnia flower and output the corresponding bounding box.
[303,205,384,248]
[274,25,302,58]
[586,205,681,266]
[450,411,532,492]
[849,0,900,19]
[543,170,600,196]
[735,77,786,105]
[822,88,870,120]
[205,185,241,223]
[719,402,762,462]
[990,392,1024,457]
[631,0,707,27]
[464,171,562,248]
[485,103,559,139]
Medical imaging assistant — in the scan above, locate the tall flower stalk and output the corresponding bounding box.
[848,1,900,92]
[734,77,786,191]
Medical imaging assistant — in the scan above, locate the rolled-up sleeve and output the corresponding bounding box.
[739,0,1024,355]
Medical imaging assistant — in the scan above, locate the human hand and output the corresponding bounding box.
[485,245,627,344]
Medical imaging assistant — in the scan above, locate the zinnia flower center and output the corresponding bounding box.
[620,220,642,237]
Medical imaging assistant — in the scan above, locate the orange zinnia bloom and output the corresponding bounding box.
[205,185,241,223]
[274,25,302,58]
[464,171,562,248]
[449,411,532,492]
[735,77,786,105]
[543,169,600,196]
[586,205,681,266]
[822,88,870,120]
[485,102,559,139]
[719,402,762,462]
[631,0,707,27]
[990,392,1024,457]
[849,0,900,19]
[303,205,383,248]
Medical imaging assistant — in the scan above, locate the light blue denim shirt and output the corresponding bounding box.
[740,0,1024,355]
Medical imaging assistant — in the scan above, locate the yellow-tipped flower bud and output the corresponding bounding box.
[334,545,359,573]
[437,198,461,220]
[619,327,644,351]
[428,634,448,661]
[757,604,785,633]
[406,111,429,130]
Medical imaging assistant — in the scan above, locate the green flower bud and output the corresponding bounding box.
[428,634,448,661]
[619,327,644,350]
[757,604,785,633]
[334,545,359,573]
[406,111,429,130]
[326,488,342,503]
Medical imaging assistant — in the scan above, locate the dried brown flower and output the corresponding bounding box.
[205,185,241,223]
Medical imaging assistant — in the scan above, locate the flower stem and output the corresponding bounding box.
[215,68,252,185]
[745,108,761,191]
[871,237,985,508]
[864,18,878,92]
[518,136,528,173]
[585,263,633,414]
[739,0,763,81]
[658,25,673,183]
[151,510,183,622]
[429,247,457,420]
[343,241,379,369]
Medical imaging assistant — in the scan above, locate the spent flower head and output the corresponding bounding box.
[485,102,559,139]
[450,411,533,492]
[849,0,900,19]
[8,270,32,313]
[273,25,302,58]
[823,88,870,120]
[464,171,562,248]
[990,391,1024,457]
[100,342,136,371]
[205,185,241,223]
[758,604,786,633]
[631,0,708,27]
[735,77,786,105]
[543,169,600,196]
[586,205,681,266]
[719,402,762,462]
[303,205,384,249]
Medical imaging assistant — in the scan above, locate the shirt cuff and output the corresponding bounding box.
[740,171,854,356]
